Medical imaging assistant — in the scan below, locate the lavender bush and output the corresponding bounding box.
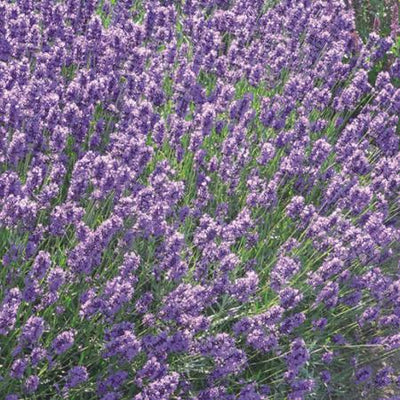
[0,0,400,399]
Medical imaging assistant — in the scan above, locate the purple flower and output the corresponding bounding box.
[5,396,19,400]
[375,366,394,388]
[31,346,47,366]
[133,372,180,400]
[31,251,51,280]
[10,358,28,379]
[286,338,310,372]
[312,318,327,331]
[314,282,339,309]
[199,333,248,380]
[0,0,399,398]
[104,322,141,362]
[65,366,89,389]
[47,267,66,292]
[355,366,373,384]
[19,316,45,345]
[322,351,334,364]
[52,330,75,355]
[279,287,303,310]
[229,271,259,303]
[320,370,331,383]
[24,375,40,393]
[0,288,21,335]
[270,257,301,291]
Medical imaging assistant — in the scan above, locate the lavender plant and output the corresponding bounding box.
[0,0,399,399]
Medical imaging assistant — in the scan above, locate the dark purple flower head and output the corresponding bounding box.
[103,322,141,362]
[279,287,303,310]
[322,351,334,364]
[0,288,22,335]
[24,375,40,394]
[31,251,51,280]
[286,338,310,372]
[355,366,373,384]
[5,395,19,400]
[52,330,75,355]
[19,316,45,345]
[312,318,327,331]
[320,370,331,383]
[47,267,66,292]
[375,366,394,388]
[31,346,47,366]
[65,366,89,389]
[270,257,301,291]
[10,357,28,379]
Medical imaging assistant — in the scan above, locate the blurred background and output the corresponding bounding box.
[351,0,399,38]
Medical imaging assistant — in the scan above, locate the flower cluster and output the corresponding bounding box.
[0,0,399,399]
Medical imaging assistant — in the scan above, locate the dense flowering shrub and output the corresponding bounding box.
[0,0,399,399]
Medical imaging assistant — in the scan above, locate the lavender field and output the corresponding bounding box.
[0,0,400,399]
